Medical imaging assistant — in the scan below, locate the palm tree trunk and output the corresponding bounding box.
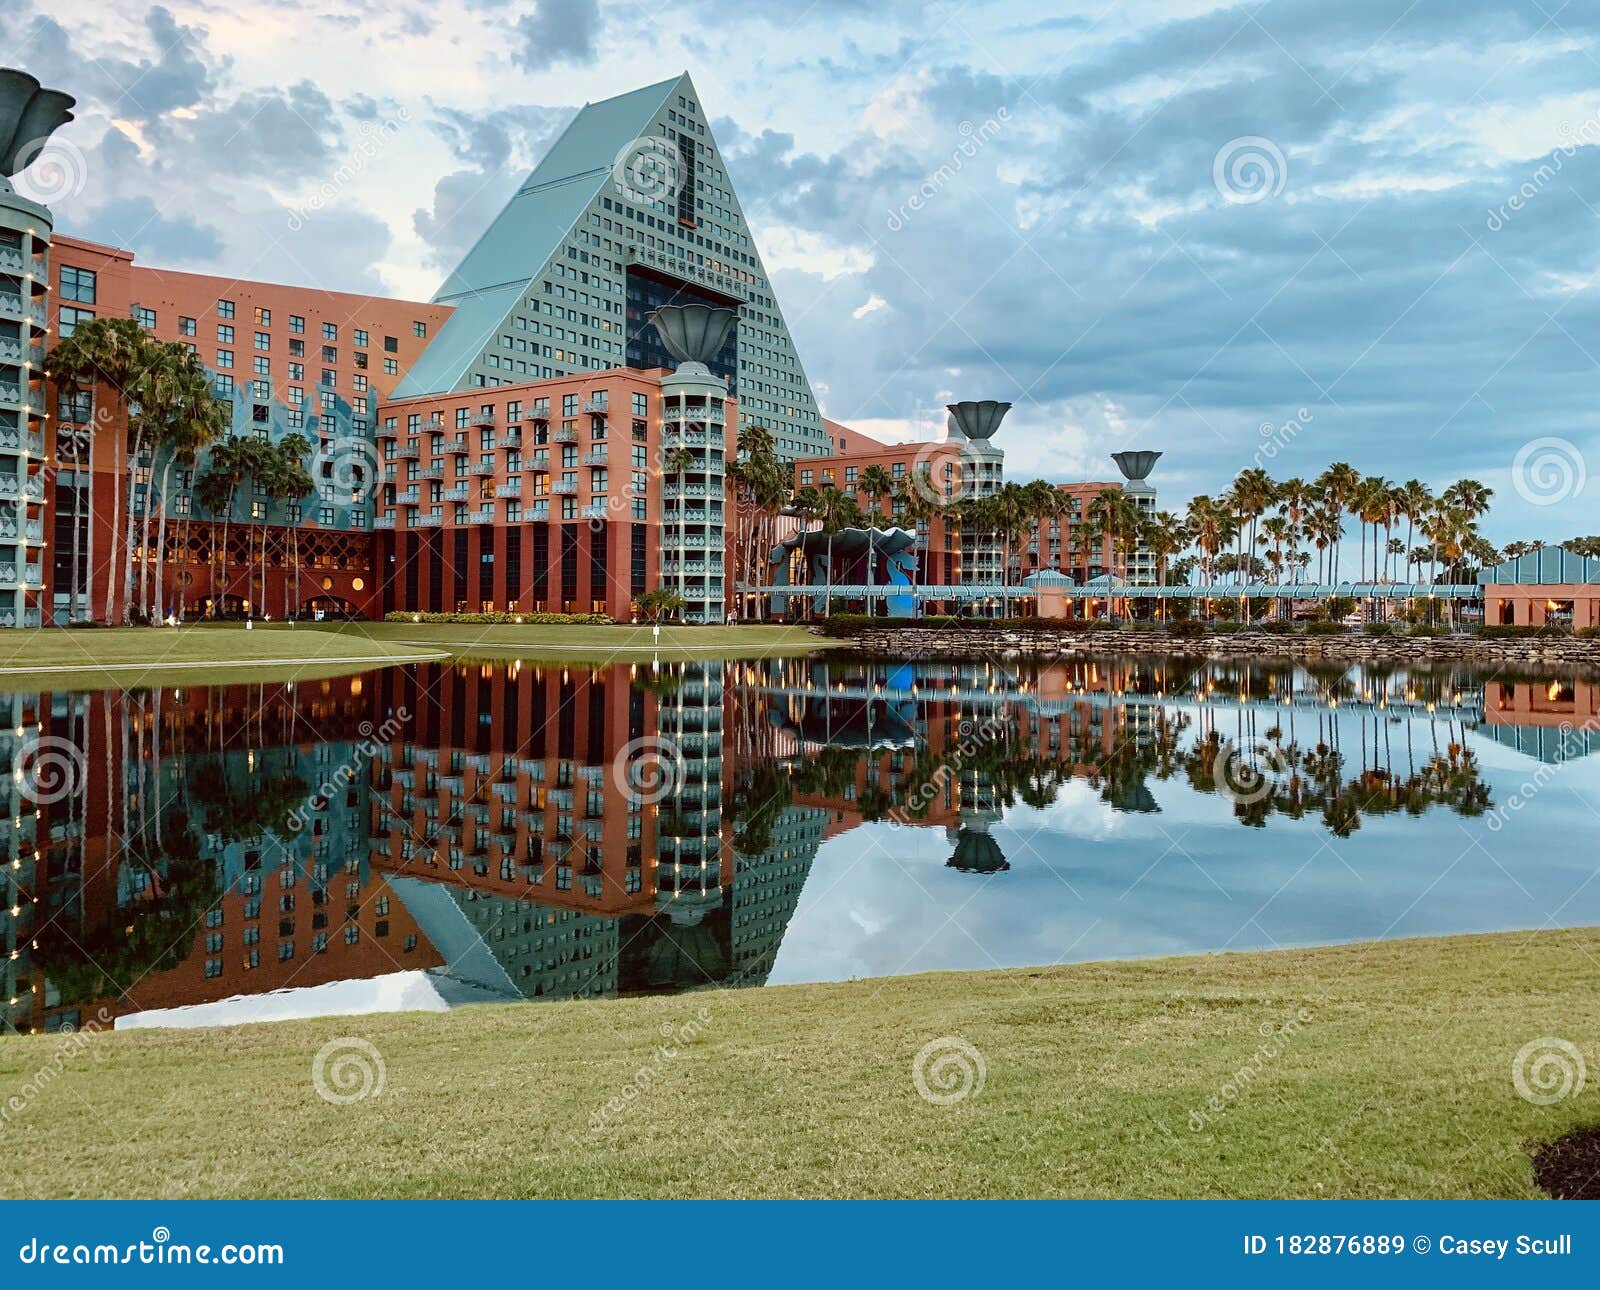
[117,432,146,624]
[138,453,159,618]
[102,427,125,625]
[154,457,173,621]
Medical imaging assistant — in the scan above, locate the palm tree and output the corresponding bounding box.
[1315,462,1360,581]
[817,487,860,616]
[1394,479,1431,584]
[1086,487,1139,621]
[1229,467,1277,587]
[196,435,247,616]
[150,356,227,621]
[272,433,315,617]
[45,316,154,623]
[896,470,942,603]
[633,587,686,623]
[1143,509,1188,622]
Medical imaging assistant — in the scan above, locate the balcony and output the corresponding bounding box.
[580,502,610,520]
[394,443,421,460]
[395,487,420,505]
[499,431,522,450]
[553,426,578,442]
[527,501,549,521]
[373,515,396,530]
[582,397,608,414]
[377,424,397,440]
[441,485,469,502]
[551,479,577,494]
[581,449,607,466]
[410,513,442,528]
[468,411,496,428]
[417,418,444,432]
[467,509,495,525]
[495,482,522,499]
[450,436,471,454]
[417,463,445,479]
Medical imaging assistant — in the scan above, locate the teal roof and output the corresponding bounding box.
[1022,569,1074,586]
[1478,545,1600,585]
[393,74,688,398]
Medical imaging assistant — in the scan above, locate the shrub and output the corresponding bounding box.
[1364,622,1399,636]
[1306,622,1347,635]
[1407,624,1447,637]
[1260,620,1298,635]
[1474,624,1571,639]
[383,610,614,626]
[1167,619,1209,638]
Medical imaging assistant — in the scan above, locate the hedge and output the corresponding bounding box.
[383,611,614,626]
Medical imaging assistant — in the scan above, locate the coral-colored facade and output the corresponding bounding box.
[43,236,451,623]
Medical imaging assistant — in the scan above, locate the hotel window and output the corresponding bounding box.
[179,315,196,336]
[253,356,269,377]
[217,374,235,394]
[353,351,368,370]
[319,507,335,525]
[800,469,813,485]
[58,305,92,336]
[289,314,305,333]
[59,265,96,302]
[133,306,156,328]
[354,328,368,347]
[321,344,337,363]
[413,320,427,338]
[204,959,223,979]
[384,335,398,353]
[254,331,270,350]
[216,349,233,368]
[321,368,336,387]
[383,358,397,376]
[254,306,271,325]
[289,362,303,381]
[323,322,338,340]
[217,323,234,343]
[563,393,578,416]
[289,338,304,357]
[217,299,235,318]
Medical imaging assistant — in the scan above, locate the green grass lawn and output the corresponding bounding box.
[0,622,831,690]
[2,927,1595,1199]
[328,620,836,663]
[0,625,447,691]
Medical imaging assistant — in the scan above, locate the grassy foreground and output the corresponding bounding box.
[2,928,1596,1199]
[0,622,830,689]
[329,620,835,662]
[0,625,447,691]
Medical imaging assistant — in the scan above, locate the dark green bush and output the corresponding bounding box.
[1306,622,1347,636]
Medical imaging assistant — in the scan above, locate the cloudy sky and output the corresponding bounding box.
[6,0,1599,542]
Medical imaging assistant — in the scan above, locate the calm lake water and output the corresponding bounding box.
[4,652,1598,1031]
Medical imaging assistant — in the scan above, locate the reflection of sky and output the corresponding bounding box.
[767,709,1600,987]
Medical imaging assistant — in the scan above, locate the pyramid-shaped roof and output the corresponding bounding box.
[396,76,683,397]
[393,73,830,459]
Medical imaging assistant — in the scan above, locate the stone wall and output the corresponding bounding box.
[847,627,1600,671]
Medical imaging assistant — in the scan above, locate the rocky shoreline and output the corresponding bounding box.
[845,626,1600,671]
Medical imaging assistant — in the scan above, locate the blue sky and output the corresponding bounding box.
[6,0,1599,543]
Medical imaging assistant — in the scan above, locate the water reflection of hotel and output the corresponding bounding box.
[2,662,824,1033]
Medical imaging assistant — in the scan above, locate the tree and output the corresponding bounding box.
[149,354,227,621]
[271,433,315,617]
[633,587,686,623]
[817,487,862,617]
[195,436,248,616]
[45,317,156,623]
